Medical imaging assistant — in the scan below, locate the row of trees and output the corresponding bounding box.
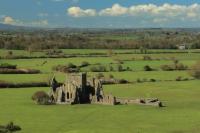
[0,29,200,50]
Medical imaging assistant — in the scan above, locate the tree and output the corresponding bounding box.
[107,49,113,56]
[189,61,200,79]
[117,65,123,72]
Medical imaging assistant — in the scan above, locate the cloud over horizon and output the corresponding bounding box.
[67,3,200,24]
[67,7,96,17]
[1,16,49,27]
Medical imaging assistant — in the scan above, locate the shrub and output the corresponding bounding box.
[6,51,13,57]
[160,65,174,71]
[189,61,200,79]
[176,76,182,81]
[90,65,107,72]
[109,66,114,71]
[117,65,123,72]
[107,49,113,56]
[81,61,90,67]
[96,73,104,79]
[114,59,124,64]
[0,68,40,74]
[0,63,17,69]
[67,63,77,68]
[32,91,51,105]
[118,79,128,84]
[137,78,142,83]
[126,67,132,71]
[161,62,187,71]
[90,66,98,72]
[0,122,21,133]
[143,55,152,60]
[176,63,188,70]
[150,79,156,82]
[109,74,114,79]
[53,64,79,73]
[46,49,63,55]
[98,65,107,72]
[0,82,48,88]
[52,65,68,72]
[144,65,153,71]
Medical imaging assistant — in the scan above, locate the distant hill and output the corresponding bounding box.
[0,23,36,31]
[0,23,27,30]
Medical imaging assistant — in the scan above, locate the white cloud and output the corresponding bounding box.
[3,16,15,24]
[99,4,128,16]
[67,7,96,17]
[129,4,158,16]
[67,3,200,23]
[1,16,49,27]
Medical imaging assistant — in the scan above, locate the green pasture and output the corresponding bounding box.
[0,49,200,133]
[0,49,200,58]
[0,71,192,83]
[0,56,196,73]
[0,81,200,133]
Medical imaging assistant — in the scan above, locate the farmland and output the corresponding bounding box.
[0,48,200,133]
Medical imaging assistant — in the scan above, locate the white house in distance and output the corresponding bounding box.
[177,44,186,50]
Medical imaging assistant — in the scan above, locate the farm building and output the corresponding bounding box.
[177,44,186,50]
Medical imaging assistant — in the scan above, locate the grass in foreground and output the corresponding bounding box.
[0,80,200,133]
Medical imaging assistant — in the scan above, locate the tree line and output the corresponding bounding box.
[0,29,200,50]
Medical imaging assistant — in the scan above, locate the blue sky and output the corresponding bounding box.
[1,0,200,28]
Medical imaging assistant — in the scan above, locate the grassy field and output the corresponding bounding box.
[0,81,200,133]
[0,49,200,133]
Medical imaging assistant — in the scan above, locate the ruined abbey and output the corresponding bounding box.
[49,73,117,105]
[48,73,163,107]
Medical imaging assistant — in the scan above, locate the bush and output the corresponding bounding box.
[81,61,90,67]
[126,67,132,71]
[143,56,152,60]
[53,64,79,73]
[114,59,124,64]
[90,66,98,72]
[160,65,174,71]
[67,63,77,68]
[98,65,107,72]
[176,76,182,81]
[0,63,17,69]
[176,63,188,70]
[32,91,51,105]
[150,79,156,82]
[0,122,21,133]
[118,79,128,84]
[53,65,68,72]
[144,65,153,71]
[137,78,142,83]
[0,68,40,74]
[90,65,107,72]
[0,82,48,88]
[117,65,123,72]
[109,74,114,79]
[161,61,187,71]
[96,73,104,79]
[189,61,200,79]
[46,49,63,55]
[109,66,114,71]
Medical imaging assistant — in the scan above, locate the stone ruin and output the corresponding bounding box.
[49,73,163,107]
